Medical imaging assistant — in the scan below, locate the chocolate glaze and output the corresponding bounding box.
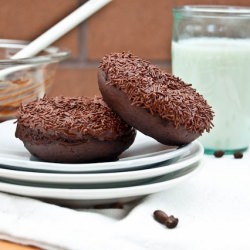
[98,70,197,145]
[16,96,133,141]
[15,96,136,163]
[16,123,136,163]
[99,52,214,136]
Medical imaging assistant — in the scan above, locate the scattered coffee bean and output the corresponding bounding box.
[165,215,179,229]
[234,151,243,159]
[214,150,224,158]
[153,210,179,229]
[153,210,168,224]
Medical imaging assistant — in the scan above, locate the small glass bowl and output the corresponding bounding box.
[0,39,70,121]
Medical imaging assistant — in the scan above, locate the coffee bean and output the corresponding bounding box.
[153,210,168,224]
[153,210,179,229]
[165,215,179,229]
[234,151,243,159]
[214,150,224,158]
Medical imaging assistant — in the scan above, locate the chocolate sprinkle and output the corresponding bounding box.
[99,52,214,134]
[16,96,133,141]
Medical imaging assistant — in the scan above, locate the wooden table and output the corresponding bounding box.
[0,240,39,250]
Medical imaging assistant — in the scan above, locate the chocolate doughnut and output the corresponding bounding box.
[98,52,214,146]
[15,96,136,163]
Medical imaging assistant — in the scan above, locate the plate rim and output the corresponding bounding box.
[0,120,192,172]
[0,161,203,200]
[0,141,203,184]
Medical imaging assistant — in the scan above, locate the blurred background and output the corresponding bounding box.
[1,0,248,97]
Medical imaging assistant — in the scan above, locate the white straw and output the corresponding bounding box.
[11,0,111,59]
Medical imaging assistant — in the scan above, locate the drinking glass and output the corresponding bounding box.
[172,5,250,154]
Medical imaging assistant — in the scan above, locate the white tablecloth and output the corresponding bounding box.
[0,153,249,250]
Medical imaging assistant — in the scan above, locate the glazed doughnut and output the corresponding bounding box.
[98,52,214,146]
[15,96,136,163]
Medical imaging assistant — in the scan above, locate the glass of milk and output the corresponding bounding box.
[171,5,250,154]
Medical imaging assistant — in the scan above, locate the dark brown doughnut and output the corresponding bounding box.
[15,96,136,163]
[98,52,214,146]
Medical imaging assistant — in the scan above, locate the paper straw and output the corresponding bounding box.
[12,0,111,59]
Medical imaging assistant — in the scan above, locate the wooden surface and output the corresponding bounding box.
[0,240,40,250]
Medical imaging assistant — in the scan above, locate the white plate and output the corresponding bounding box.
[0,161,203,207]
[0,120,192,173]
[0,161,201,189]
[0,141,203,186]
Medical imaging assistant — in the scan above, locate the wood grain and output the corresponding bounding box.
[0,240,40,250]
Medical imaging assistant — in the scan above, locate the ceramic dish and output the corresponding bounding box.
[0,120,192,173]
[0,161,200,189]
[0,161,203,207]
[0,141,203,186]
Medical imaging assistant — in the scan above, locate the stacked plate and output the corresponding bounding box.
[0,120,204,207]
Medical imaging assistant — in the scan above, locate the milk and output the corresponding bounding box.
[172,38,250,153]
